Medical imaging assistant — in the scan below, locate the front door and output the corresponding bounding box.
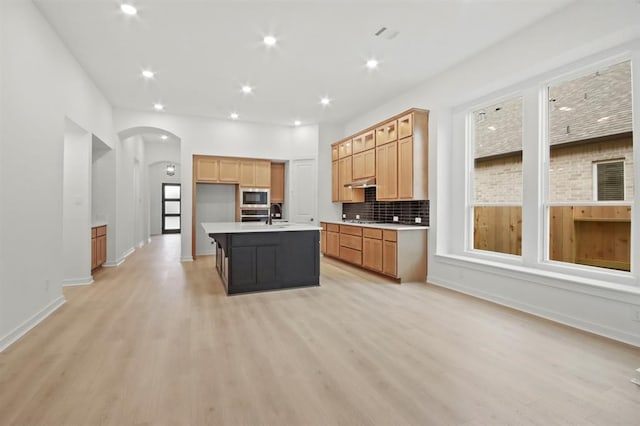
[162,183,181,234]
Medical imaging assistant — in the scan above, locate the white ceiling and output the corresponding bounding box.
[35,0,574,126]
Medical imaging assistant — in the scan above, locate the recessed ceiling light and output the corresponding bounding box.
[366,59,379,70]
[120,4,137,15]
[263,35,277,47]
[558,106,573,111]
[241,85,253,94]
[487,126,496,131]
[153,103,164,111]
[230,112,239,120]
[161,135,168,140]
[597,116,610,122]
[294,120,301,126]
[320,97,331,106]
[141,70,154,79]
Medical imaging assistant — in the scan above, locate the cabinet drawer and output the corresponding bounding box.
[339,225,362,236]
[326,223,340,233]
[96,226,107,237]
[362,228,382,239]
[340,234,362,251]
[383,230,397,242]
[340,246,362,265]
[91,228,97,238]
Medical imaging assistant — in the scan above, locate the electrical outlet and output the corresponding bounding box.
[415,217,422,224]
[342,213,346,218]
[356,214,360,220]
[393,216,399,222]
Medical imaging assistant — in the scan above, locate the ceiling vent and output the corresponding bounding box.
[374,27,399,40]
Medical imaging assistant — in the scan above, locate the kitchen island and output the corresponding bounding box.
[201,222,321,295]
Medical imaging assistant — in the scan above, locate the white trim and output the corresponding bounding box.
[103,247,134,268]
[136,240,145,248]
[180,256,193,262]
[62,276,94,287]
[435,254,640,302]
[122,247,135,258]
[195,250,215,256]
[427,274,640,348]
[0,296,66,352]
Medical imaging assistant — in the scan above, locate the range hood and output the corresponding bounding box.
[344,177,377,189]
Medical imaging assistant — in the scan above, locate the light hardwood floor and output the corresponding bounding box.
[1,234,639,425]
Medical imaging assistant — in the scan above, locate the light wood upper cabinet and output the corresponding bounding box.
[352,149,375,180]
[338,139,353,158]
[376,141,398,200]
[332,161,339,202]
[270,163,285,202]
[218,158,240,182]
[194,156,219,182]
[353,130,375,153]
[329,108,428,203]
[338,157,364,203]
[398,112,413,139]
[240,160,271,187]
[376,120,398,146]
[398,137,413,199]
[254,160,271,187]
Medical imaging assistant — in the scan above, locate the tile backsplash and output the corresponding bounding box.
[342,187,429,226]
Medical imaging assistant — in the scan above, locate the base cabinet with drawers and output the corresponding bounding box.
[320,222,427,282]
[91,225,107,270]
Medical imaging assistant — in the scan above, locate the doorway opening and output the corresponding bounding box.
[162,183,181,234]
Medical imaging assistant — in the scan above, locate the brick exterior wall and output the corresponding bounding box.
[474,138,634,203]
[474,156,523,203]
[550,138,634,202]
[473,60,633,203]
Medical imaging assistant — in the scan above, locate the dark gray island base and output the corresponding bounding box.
[209,230,320,295]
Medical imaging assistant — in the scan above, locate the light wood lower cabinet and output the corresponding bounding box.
[362,237,383,272]
[322,223,427,282]
[91,225,107,270]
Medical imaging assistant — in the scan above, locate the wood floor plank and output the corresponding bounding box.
[1,234,639,425]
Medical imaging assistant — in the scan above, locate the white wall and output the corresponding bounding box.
[149,162,181,235]
[115,135,146,261]
[335,1,640,345]
[91,139,116,265]
[317,123,345,222]
[195,184,236,255]
[0,0,115,350]
[113,109,319,261]
[62,118,92,285]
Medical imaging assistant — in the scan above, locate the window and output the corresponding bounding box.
[162,183,181,234]
[471,96,523,256]
[594,160,624,201]
[547,60,633,271]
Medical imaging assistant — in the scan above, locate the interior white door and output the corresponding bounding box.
[290,159,317,224]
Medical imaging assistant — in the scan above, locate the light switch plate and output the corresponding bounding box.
[356,214,360,219]
[393,216,399,222]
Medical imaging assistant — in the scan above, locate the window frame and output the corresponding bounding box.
[465,92,525,260]
[541,55,634,276]
[593,159,625,201]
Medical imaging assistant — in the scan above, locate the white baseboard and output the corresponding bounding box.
[103,247,134,268]
[428,274,640,348]
[196,250,215,256]
[0,296,66,352]
[180,256,193,262]
[62,276,94,287]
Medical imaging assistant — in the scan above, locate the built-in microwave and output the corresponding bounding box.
[240,188,270,208]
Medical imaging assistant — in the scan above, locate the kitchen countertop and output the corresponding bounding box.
[92,222,108,228]
[320,220,428,231]
[201,222,321,235]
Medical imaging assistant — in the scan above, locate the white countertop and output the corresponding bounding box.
[201,222,322,234]
[92,222,108,228]
[320,220,428,231]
